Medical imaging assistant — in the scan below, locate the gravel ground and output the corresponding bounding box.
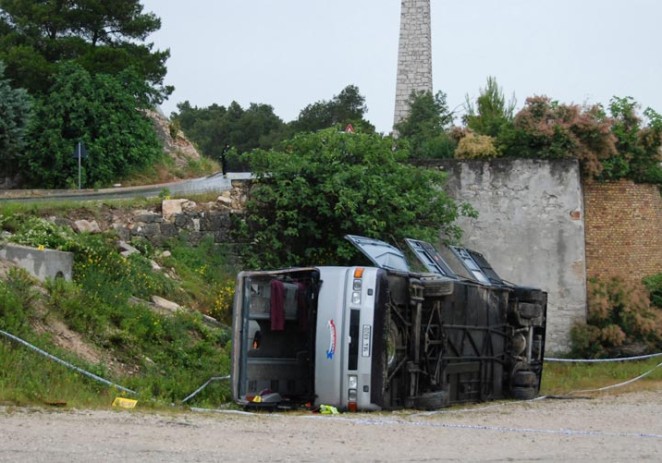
[1,390,660,462]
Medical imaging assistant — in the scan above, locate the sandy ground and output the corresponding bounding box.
[1,390,660,462]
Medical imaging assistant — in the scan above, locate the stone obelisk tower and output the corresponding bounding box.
[393,0,433,130]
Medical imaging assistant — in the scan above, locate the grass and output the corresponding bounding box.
[0,215,236,410]
[0,274,233,410]
[0,197,163,219]
[119,155,219,187]
[541,357,662,396]
[160,236,237,321]
[0,340,119,408]
[0,187,229,221]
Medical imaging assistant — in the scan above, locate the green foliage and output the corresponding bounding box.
[173,100,287,164]
[160,236,236,322]
[168,118,181,140]
[501,96,617,178]
[158,188,171,200]
[19,63,164,188]
[570,275,662,358]
[496,95,662,185]
[291,84,375,134]
[0,0,171,102]
[0,61,31,175]
[464,76,516,139]
[600,97,662,184]
[72,241,175,306]
[395,90,456,158]
[211,279,235,325]
[643,273,662,308]
[0,268,36,336]
[9,215,72,249]
[0,213,233,407]
[454,132,499,159]
[239,128,468,269]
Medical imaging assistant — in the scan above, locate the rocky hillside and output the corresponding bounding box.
[145,109,202,169]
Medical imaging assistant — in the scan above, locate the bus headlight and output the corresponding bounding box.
[351,291,361,304]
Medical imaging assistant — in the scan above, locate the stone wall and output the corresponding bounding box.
[393,0,433,128]
[113,181,248,247]
[437,159,587,353]
[49,180,249,249]
[583,180,662,284]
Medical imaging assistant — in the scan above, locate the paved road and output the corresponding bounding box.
[0,172,253,203]
[0,390,660,462]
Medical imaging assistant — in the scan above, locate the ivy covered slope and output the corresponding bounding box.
[0,213,237,408]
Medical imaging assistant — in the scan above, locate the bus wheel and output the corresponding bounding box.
[414,391,448,410]
[511,386,537,401]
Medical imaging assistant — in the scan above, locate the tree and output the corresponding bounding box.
[0,61,30,175]
[464,76,516,139]
[173,100,288,159]
[502,96,617,178]
[238,128,469,269]
[19,63,163,188]
[603,96,662,184]
[0,0,170,102]
[394,90,456,159]
[290,85,375,133]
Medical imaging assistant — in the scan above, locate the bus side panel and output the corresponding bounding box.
[313,267,350,407]
[231,271,249,401]
[348,267,381,411]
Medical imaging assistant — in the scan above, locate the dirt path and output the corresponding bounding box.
[1,390,660,462]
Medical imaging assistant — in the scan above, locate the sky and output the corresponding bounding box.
[141,0,662,134]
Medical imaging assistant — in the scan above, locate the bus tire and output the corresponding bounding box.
[511,386,537,401]
[414,391,448,410]
[513,287,545,303]
[518,302,543,319]
[512,370,538,388]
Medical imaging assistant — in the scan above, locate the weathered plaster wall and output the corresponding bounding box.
[438,159,587,353]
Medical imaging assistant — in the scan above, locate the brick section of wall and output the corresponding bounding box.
[584,180,662,284]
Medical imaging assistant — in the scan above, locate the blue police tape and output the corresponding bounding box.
[545,352,662,363]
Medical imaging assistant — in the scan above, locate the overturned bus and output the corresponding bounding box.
[231,235,547,411]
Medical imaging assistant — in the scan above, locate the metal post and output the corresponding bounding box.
[77,142,82,189]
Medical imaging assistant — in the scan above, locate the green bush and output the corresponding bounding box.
[240,128,471,269]
[0,268,36,336]
[571,274,662,357]
[20,64,164,189]
[9,215,73,249]
[643,273,662,308]
[455,132,499,159]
